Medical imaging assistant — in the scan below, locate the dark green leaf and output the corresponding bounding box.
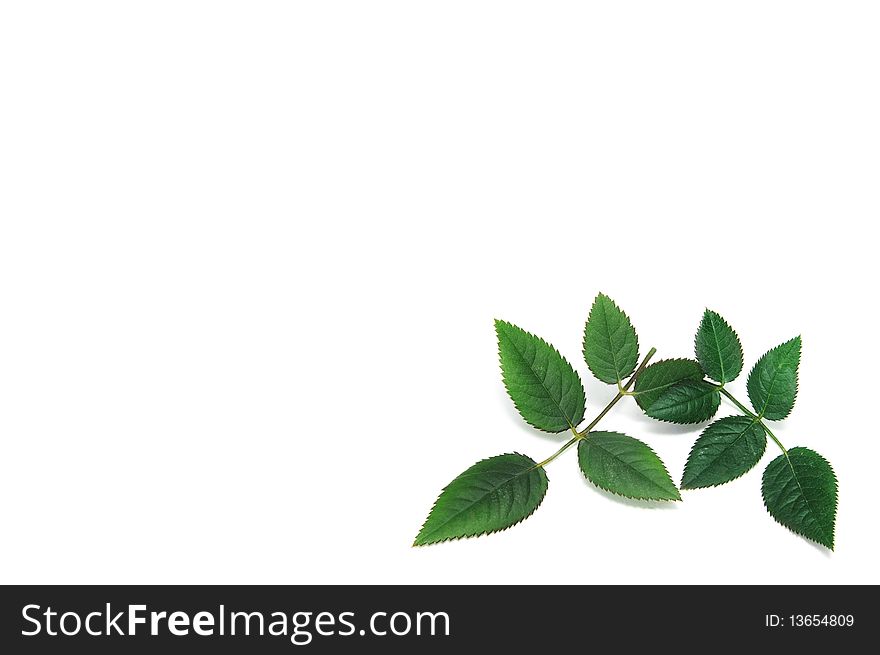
[694,309,744,383]
[681,416,767,489]
[414,453,548,546]
[747,337,801,420]
[578,431,680,501]
[762,447,837,549]
[495,320,586,432]
[644,380,721,424]
[582,293,639,384]
[634,358,704,412]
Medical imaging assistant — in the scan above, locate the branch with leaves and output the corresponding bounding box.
[414,296,839,550]
[634,310,838,550]
[414,294,679,546]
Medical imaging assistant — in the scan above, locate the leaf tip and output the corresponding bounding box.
[412,521,433,547]
[820,533,835,551]
[780,335,802,354]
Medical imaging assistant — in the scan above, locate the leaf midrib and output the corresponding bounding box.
[587,438,672,496]
[501,327,575,428]
[708,313,727,382]
[419,467,533,542]
[757,343,796,416]
[688,418,761,485]
[639,375,690,397]
[598,299,623,382]
[599,299,626,382]
[655,382,714,410]
[782,452,831,545]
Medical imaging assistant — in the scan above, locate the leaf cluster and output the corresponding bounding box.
[415,294,678,546]
[415,301,838,550]
[640,309,836,549]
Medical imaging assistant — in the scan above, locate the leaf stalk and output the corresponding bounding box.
[718,387,788,455]
[533,347,657,469]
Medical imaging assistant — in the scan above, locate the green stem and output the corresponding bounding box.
[762,425,788,456]
[718,387,788,455]
[533,434,580,469]
[577,347,657,437]
[718,387,753,417]
[534,347,657,469]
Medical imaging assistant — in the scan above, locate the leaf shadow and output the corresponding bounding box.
[579,474,679,510]
[802,538,834,558]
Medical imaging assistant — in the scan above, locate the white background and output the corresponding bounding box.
[1,2,878,585]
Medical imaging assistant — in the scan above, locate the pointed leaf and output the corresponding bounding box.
[762,447,837,549]
[694,309,744,383]
[414,453,548,545]
[644,380,721,424]
[681,416,767,489]
[747,337,801,420]
[582,293,639,384]
[634,358,704,412]
[578,431,680,501]
[495,320,586,432]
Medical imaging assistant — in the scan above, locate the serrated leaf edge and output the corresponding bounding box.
[579,432,682,502]
[761,447,838,550]
[694,308,744,384]
[680,416,767,490]
[582,292,639,384]
[413,452,548,547]
[633,357,704,411]
[747,336,802,420]
[645,380,721,425]
[495,319,585,433]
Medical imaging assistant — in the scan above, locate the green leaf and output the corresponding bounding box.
[681,416,767,489]
[578,431,680,501]
[634,358,704,412]
[747,337,801,420]
[694,309,744,383]
[495,320,586,433]
[582,293,639,384]
[644,380,721,424]
[762,447,837,549]
[414,453,548,545]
